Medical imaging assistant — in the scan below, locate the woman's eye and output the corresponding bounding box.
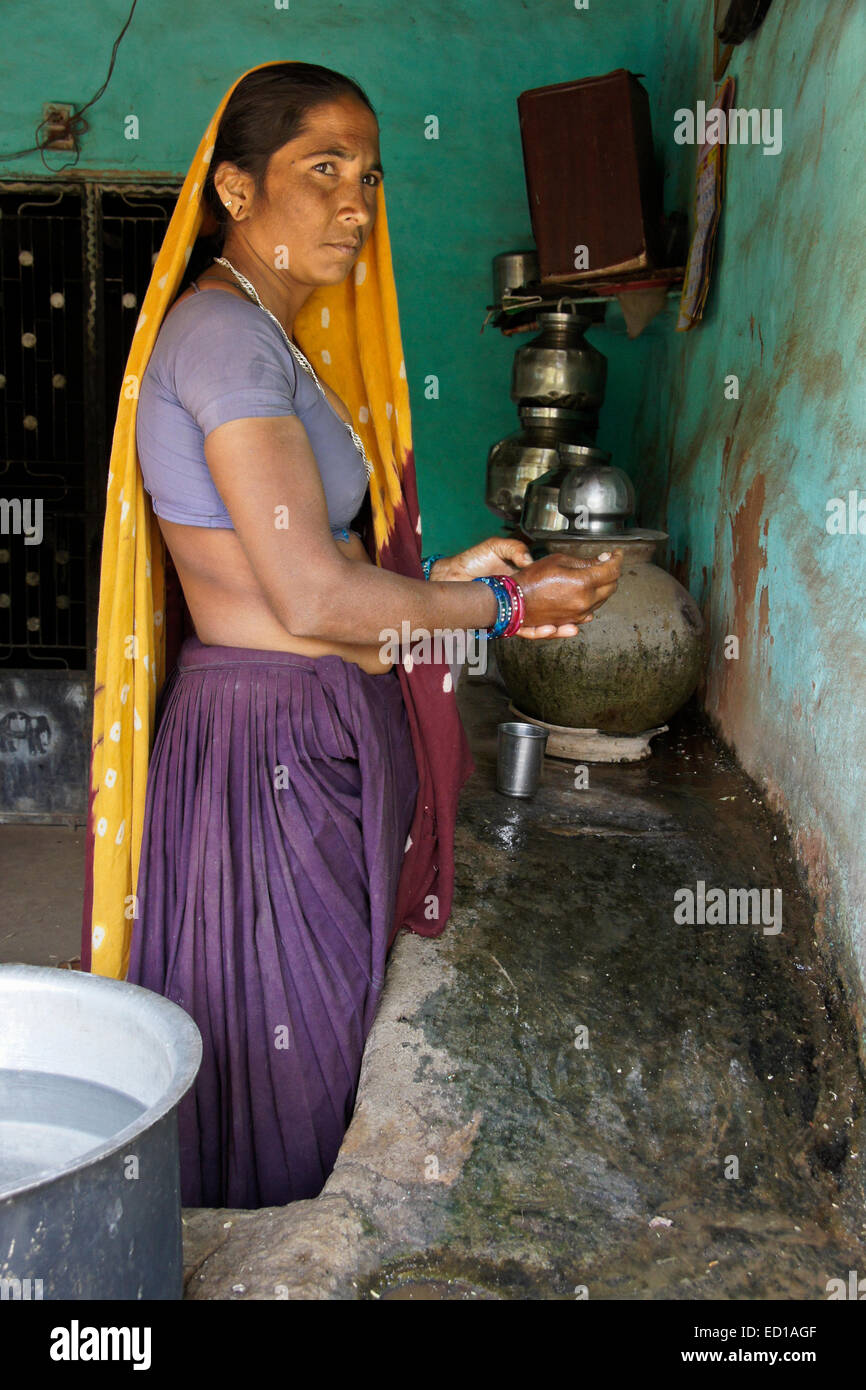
[312,163,380,188]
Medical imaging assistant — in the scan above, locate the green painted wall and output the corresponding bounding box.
[0,0,665,556]
[635,0,866,1023]
[9,4,861,1018]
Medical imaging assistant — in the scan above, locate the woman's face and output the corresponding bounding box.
[220,95,382,288]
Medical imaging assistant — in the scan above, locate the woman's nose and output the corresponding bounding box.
[339,179,375,224]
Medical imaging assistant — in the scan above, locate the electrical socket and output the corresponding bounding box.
[41,103,75,151]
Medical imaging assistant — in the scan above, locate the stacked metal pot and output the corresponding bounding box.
[485,303,608,525]
[485,295,704,749]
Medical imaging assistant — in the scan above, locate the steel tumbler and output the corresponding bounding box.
[496,721,549,797]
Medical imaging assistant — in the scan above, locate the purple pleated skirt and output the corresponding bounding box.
[127,635,419,1209]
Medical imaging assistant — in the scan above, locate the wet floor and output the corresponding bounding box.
[183,674,866,1301]
[387,677,866,1300]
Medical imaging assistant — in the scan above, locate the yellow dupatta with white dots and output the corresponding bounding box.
[85,61,415,979]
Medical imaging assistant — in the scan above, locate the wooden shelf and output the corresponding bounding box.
[487,268,685,336]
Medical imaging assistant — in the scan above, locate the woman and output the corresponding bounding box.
[83,61,622,1209]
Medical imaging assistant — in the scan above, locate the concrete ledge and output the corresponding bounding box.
[183,932,485,1300]
[183,681,866,1301]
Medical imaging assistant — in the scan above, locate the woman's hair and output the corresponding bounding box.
[201,63,377,252]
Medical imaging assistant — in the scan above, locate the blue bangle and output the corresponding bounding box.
[473,575,513,638]
[421,553,444,581]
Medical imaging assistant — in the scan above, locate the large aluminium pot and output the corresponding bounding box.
[0,963,201,1300]
[495,532,704,734]
[510,307,607,410]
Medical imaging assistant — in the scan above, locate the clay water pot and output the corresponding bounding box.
[494,531,704,734]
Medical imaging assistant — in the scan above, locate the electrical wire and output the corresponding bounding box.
[0,0,140,170]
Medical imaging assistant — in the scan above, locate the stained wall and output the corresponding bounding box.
[636,0,866,1019]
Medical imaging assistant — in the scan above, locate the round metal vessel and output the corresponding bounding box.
[520,452,636,535]
[510,308,607,410]
[557,462,636,535]
[485,408,598,524]
[492,249,539,302]
[0,964,201,1300]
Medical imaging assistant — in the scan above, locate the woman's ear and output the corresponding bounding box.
[212,162,255,219]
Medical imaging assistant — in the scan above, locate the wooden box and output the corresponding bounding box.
[517,69,665,283]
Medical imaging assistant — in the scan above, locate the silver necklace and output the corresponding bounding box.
[212,256,373,480]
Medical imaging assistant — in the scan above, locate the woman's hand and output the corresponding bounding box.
[516,550,623,639]
[433,538,622,640]
[431,536,534,582]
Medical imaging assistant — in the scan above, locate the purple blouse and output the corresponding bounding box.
[136,282,368,538]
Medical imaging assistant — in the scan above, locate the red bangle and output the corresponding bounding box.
[499,575,526,637]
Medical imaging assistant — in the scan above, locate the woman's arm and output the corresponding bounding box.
[204,414,620,644]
